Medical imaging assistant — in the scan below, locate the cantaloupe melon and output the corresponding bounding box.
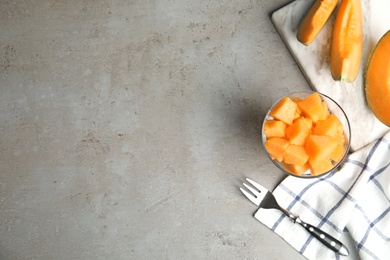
[314,114,343,137]
[264,120,287,138]
[269,96,298,125]
[298,93,328,122]
[331,0,363,82]
[297,0,339,46]
[309,157,334,176]
[285,117,311,145]
[283,162,310,175]
[305,135,338,165]
[264,137,290,162]
[365,30,390,126]
[283,144,309,166]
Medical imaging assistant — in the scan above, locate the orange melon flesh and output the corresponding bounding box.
[302,117,313,130]
[330,141,345,162]
[264,120,287,138]
[309,157,334,176]
[264,137,290,162]
[314,114,343,137]
[365,30,390,126]
[283,162,310,175]
[269,96,298,125]
[305,135,338,165]
[283,144,309,166]
[285,117,311,145]
[331,0,363,82]
[292,98,303,114]
[298,93,328,122]
[264,93,348,176]
[297,0,339,46]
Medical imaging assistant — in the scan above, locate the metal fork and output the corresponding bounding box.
[240,178,349,256]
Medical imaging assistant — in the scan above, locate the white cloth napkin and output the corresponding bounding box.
[256,130,390,260]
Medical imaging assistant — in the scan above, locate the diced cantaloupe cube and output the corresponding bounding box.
[309,157,334,176]
[285,117,311,145]
[264,137,290,162]
[283,144,309,166]
[321,101,330,119]
[269,97,298,125]
[298,93,328,122]
[304,135,338,164]
[283,162,310,175]
[328,129,346,162]
[329,139,345,162]
[294,110,301,120]
[314,114,343,137]
[292,97,303,114]
[302,117,313,129]
[263,120,287,138]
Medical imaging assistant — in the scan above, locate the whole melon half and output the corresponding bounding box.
[365,30,390,126]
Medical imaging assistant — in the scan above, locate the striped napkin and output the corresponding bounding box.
[255,130,390,260]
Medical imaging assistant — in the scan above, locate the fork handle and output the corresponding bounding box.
[297,218,349,256]
[281,209,349,256]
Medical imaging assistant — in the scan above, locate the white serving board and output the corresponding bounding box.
[272,0,390,151]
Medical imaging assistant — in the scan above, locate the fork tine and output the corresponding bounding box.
[239,187,259,205]
[246,178,268,194]
[243,183,258,196]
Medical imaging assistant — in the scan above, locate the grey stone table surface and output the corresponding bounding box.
[0,0,360,259]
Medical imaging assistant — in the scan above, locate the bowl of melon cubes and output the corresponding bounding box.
[262,91,351,178]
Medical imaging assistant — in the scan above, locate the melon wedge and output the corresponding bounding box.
[365,30,390,126]
[330,0,363,82]
[297,0,339,46]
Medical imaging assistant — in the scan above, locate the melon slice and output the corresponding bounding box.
[297,0,339,46]
[365,30,390,126]
[331,0,363,82]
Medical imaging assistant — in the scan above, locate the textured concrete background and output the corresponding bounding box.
[1,0,359,259]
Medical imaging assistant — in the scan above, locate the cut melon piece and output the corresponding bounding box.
[365,30,390,126]
[297,0,339,46]
[264,137,289,162]
[269,97,298,125]
[298,93,328,122]
[305,135,338,164]
[285,117,311,145]
[292,97,303,114]
[263,120,287,138]
[329,141,345,162]
[283,144,309,166]
[302,117,313,130]
[283,162,310,175]
[314,114,343,137]
[331,0,363,82]
[309,157,334,176]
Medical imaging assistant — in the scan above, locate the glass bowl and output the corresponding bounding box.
[261,91,351,178]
